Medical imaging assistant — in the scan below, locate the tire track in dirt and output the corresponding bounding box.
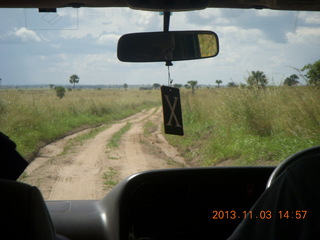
[21,107,186,200]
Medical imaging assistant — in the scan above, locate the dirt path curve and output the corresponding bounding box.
[21,107,186,200]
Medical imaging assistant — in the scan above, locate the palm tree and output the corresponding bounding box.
[69,74,80,90]
[216,80,222,88]
[246,71,268,88]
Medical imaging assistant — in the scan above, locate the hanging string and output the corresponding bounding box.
[167,65,173,86]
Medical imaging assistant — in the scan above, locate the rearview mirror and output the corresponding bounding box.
[117,31,219,62]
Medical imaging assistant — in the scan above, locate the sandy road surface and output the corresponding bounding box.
[21,107,186,200]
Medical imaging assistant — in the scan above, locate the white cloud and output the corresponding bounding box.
[299,12,320,24]
[286,27,320,44]
[97,33,120,45]
[217,25,264,43]
[58,8,79,19]
[255,9,284,17]
[0,27,41,43]
[198,9,217,19]
[137,11,154,26]
[1,8,319,86]
[15,27,41,42]
[60,8,161,39]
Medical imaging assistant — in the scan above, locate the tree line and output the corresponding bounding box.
[214,59,320,89]
[149,59,320,92]
[51,59,319,98]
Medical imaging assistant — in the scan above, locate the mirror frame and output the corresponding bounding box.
[117,30,219,63]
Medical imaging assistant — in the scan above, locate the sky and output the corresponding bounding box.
[0,7,320,86]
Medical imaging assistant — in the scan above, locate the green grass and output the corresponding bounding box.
[3,86,319,167]
[74,126,108,144]
[0,88,161,161]
[166,86,320,166]
[107,122,132,148]
[59,126,108,156]
[103,167,120,189]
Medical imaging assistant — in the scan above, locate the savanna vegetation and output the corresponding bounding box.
[0,88,160,160]
[166,86,320,166]
[1,60,319,166]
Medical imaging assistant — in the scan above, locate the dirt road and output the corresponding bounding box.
[21,107,186,200]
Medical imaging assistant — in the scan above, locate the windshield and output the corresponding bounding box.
[1,8,320,199]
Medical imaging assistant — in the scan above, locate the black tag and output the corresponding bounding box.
[161,86,184,136]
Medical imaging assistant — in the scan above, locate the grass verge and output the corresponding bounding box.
[0,88,160,161]
[103,167,120,189]
[59,126,108,156]
[107,122,132,148]
[166,86,320,166]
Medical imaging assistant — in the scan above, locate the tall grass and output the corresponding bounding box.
[0,88,161,160]
[166,86,320,166]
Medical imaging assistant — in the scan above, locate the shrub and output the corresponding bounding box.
[54,86,66,99]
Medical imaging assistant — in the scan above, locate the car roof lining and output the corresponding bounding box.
[0,0,319,11]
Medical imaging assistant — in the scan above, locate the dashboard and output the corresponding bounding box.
[46,167,274,240]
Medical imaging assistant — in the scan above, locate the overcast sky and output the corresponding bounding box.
[0,7,319,86]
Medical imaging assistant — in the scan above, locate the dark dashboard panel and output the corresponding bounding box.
[46,167,274,240]
[129,182,252,239]
[122,167,274,240]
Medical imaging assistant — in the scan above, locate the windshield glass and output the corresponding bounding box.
[1,8,319,199]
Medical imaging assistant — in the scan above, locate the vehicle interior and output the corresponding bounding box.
[1,0,320,240]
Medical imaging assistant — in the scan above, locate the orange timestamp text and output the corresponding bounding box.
[212,210,307,220]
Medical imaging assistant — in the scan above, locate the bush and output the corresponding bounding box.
[54,86,66,99]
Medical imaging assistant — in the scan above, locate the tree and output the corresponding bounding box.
[123,83,128,91]
[187,80,198,94]
[153,83,161,89]
[301,60,320,86]
[69,74,80,90]
[216,80,223,88]
[246,71,268,89]
[173,84,182,88]
[54,86,66,99]
[283,74,299,86]
[49,84,54,89]
[227,82,238,88]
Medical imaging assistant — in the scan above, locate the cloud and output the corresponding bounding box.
[0,27,41,43]
[217,25,264,43]
[255,9,284,17]
[286,27,320,44]
[97,33,120,46]
[183,9,299,43]
[24,8,78,30]
[15,27,41,42]
[298,12,320,25]
[0,8,319,86]
[60,8,162,39]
